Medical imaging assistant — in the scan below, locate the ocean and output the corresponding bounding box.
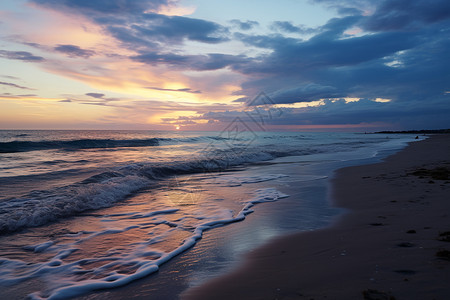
[0,130,420,299]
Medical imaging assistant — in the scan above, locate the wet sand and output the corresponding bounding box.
[183,135,450,300]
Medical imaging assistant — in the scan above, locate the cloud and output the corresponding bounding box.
[30,0,173,15]
[363,0,450,31]
[250,30,414,70]
[161,115,197,125]
[217,3,450,131]
[230,19,259,31]
[177,97,450,130]
[65,93,121,104]
[31,0,229,49]
[0,81,34,90]
[131,52,246,71]
[312,0,375,16]
[0,93,38,99]
[313,0,450,31]
[0,75,20,80]
[270,21,317,34]
[268,84,343,104]
[85,92,105,99]
[232,12,449,106]
[54,44,96,58]
[106,13,230,49]
[146,87,201,94]
[80,101,108,106]
[281,98,450,128]
[15,0,450,130]
[0,50,45,62]
[140,14,230,44]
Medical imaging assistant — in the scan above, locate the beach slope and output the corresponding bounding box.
[183,135,450,300]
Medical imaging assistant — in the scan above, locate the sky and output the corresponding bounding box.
[0,0,449,131]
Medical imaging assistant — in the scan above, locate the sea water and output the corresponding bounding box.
[0,130,420,299]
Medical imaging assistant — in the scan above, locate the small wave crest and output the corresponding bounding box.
[0,135,247,153]
[0,146,312,234]
[0,138,161,153]
[0,175,150,234]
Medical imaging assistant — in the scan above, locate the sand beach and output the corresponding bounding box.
[183,135,450,300]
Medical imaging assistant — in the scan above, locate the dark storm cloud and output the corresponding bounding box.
[314,0,450,30]
[238,29,416,73]
[226,0,450,129]
[54,44,96,58]
[363,0,450,31]
[232,10,449,107]
[0,50,45,62]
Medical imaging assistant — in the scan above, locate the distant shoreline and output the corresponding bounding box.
[374,129,450,134]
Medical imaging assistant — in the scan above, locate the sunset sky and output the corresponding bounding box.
[1,0,449,131]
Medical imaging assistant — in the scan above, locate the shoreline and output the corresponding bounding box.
[182,135,450,299]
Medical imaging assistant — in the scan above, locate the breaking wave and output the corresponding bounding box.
[0,138,161,153]
[0,146,314,234]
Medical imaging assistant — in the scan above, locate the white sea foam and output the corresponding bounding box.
[208,174,329,187]
[0,188,289,300]
[210,174,289,187]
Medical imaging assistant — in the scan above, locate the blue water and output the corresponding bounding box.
[0,130,419,299]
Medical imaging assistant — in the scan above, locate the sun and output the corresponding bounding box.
[175,125,180,130]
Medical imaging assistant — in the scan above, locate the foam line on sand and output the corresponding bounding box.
[182,135,450,300]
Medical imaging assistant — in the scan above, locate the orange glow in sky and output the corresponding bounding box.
[1,0,448,131]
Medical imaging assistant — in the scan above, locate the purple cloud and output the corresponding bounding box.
[0,50,45,62]
[146,87,202,94]
[54,45,95,58]
[85,93,105,99]
[0,81,34,90]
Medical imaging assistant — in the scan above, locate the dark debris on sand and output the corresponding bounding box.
[409,166,450,181]
[438,231,450,242]
[436,249,450,261]
[362,289,396,300]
